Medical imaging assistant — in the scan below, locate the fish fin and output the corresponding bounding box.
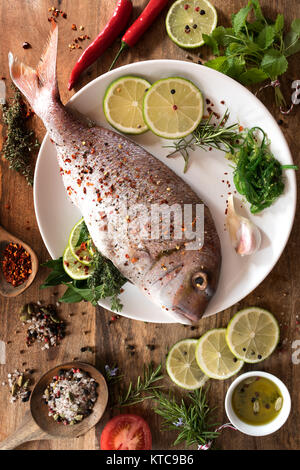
[8,23,59,113]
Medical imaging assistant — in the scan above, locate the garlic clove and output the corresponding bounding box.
[226,195,261,256]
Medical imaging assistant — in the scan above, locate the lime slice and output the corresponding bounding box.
[226,307,280,364]
[103,76,151,134]
[195,328,244,380]
[166,339,208,390]
[69,218,93,266]
[166,0,217,49]
[63,246,94,280]
[143,77,203,139]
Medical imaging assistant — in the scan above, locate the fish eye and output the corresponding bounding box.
[192,272,208,290]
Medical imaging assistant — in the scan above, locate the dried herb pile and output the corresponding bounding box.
[1,88,39,185]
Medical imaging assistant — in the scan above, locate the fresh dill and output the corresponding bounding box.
[1,87,39,185]
[165,110,242,172]
[153,387,219,448]
[117,363,164,407]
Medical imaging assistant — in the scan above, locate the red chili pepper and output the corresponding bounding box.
[68,0,133,90]
[110,0,169,70]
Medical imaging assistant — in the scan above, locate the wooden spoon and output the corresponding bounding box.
[0,361,108,450]
[0,225,38,297]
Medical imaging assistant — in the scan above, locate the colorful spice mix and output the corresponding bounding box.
[1,242,32,287]
[43,368,98,425]
[19,303,66,350]
[6,370,31,403]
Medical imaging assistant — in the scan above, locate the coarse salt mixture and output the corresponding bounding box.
[43,368,98,425]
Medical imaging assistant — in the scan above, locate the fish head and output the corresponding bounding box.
[148,248,221,324]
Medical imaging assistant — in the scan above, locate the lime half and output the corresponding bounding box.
[103,76,151,134]
[195,328,244,380]
[68,218,93,266]
[143,77,203,139]
[63,246,94,280]
[166,0,217,49]
[166,339,208,390]
[226,307,280,364]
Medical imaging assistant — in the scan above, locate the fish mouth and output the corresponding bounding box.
[172,304,202,324]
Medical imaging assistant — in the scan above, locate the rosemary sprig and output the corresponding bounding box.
[165,110,242,173]
[1,87,39,185]
[153,387,219,448]
[117,363,164,407]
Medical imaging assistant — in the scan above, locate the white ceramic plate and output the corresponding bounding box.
[34,60,296,324]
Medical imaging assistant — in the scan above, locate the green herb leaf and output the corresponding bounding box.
[260,49,288,78]
[204,56,229,73]
[41,257,72,288]
[59,286,85,303]
[256,25,275,49]
[153,387,219,448]
[232,2,251,34]
[239,67,268,85]
[251,0,266,22]
[291,18,300,34]
[284,31,300,57]
[274,14,284,33]
[117,363,164,407]
[76,221,90,247]
[203,34,219,55]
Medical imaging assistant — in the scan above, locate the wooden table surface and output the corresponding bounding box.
[0,0,299,451]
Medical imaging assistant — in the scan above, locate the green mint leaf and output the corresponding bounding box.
[274,14,284,33]
[212,26,228,46]
[284,31,300,56]
[239,68,268,85]
[261,49,288,78]
[291,19,300,35]
[251,0,265,22]
[204,56,230,73]
[232,2,252,34]
[41,257,72,288]
[256,25,275,49]
[225,56,246,80]
[59,286,85,303]
[203,34,219,55]
[76,221,90,247]
[247,19,266,33]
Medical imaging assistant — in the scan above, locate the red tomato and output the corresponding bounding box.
[100,414,152,450]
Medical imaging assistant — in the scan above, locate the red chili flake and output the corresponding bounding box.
[184,4,189,9]
[65,158,71,163]
[195,6,200,11]
[71,24,77,30]
[220,100,225,105]
[173,105,178,110]
[83,187,87,194]
[239,125,244,132]
[1,243,32,287]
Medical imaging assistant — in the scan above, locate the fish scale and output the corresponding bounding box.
[9,24,221,323]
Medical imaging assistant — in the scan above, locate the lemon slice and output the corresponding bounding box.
[68,218,93,266]
[166,0,217,49]
[226,307,280,364]
[63,245,94,280]
[195,328,244,380]
[103,76,151,134]
[166,339,208,389]
[143,77,203,139]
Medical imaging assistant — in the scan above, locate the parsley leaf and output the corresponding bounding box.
[203,0,300,108]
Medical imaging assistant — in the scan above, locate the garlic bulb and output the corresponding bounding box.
[226,195,261,256]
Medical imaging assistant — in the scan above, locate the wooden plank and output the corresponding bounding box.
[0,0,299,450]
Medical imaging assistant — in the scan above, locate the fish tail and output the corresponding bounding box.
[8,23,59,115]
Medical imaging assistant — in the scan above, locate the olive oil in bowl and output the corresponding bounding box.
[232,376,283,426]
